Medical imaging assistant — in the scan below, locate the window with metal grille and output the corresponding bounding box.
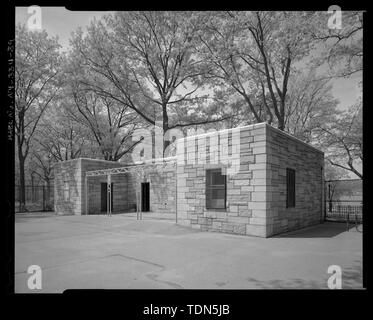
[286,168,295,208]
[206,168,226,209]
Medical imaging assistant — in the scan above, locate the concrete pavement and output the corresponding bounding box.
[15,213,363,292]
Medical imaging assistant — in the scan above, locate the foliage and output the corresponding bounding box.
[284,69,340,143]
[315,100,362,179]
[310,11,363,78]
[15,24,62,210]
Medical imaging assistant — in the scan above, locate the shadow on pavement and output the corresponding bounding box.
[273,222,360,238]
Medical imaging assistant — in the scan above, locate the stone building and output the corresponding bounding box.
[54,122,324,237]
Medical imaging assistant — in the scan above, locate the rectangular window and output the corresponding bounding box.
[286,168,295,208]
[206,168,226,209]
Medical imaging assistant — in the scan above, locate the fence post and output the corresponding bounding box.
[355,213,357,230]
[323,181,326,222]
[85,175,88,215]
[42,185,45,211]
[175,161,178,224]
[18,185,21,213]
[328,183,331,212]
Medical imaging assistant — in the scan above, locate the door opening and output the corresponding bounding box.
[141,182,150,212]
[101,182,114,213]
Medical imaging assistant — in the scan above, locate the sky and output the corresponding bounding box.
[15,6,362,111]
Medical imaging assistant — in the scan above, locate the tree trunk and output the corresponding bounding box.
[277,116,285,131]
[31,173,35,202]
[18,155,26,212]
[45,178,52,210]
[162,104,170,156]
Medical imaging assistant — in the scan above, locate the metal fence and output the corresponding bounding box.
[15,185,54,213]
[324,179,362,228]
[325,200,362,219]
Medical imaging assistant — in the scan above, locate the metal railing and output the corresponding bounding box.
[324,200,362,232]
[324,179,362,229]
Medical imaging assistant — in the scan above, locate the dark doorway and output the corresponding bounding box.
[141,182,150,212]
[101,182,114,213]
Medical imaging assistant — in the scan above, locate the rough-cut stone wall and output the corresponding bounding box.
[147,167,176,217]
[176,122,324,237]
[54,159,82,215]
[54,125,324,235]
[176,123,269,237]
[55,157,176,216]
[54,158,132,215]
[87,165,177,216]
[265,125,324,236]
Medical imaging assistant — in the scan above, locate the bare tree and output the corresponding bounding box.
[34,105,90,162]
[311,11,363,78]
[28,148,54,210]
[69,11,230,152]
[15,25,61,211]
[66,82,142,161]
[284,70,340,143]
[317,101,362,179]
[200,11,317,130]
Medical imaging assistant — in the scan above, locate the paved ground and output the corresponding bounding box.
[15,212,363,292]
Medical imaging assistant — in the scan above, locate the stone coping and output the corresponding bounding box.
[266,125,324,155]
[178,122,267,141]
[178,122,324,155]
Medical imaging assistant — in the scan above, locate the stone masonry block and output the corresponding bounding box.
[251,192,266,202]
[252,170,266,179]
[255,154,267,163]
[252,209,266,218]
[248,202,267,210]
[246,224,267,237]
